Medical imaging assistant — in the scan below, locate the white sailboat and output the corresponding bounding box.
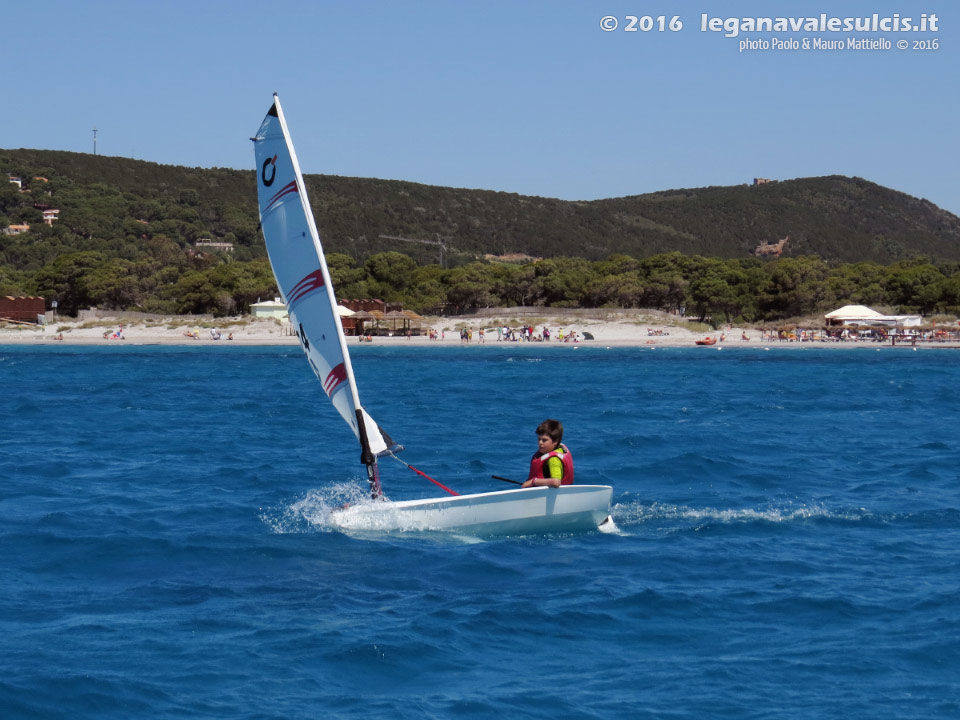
[252,94,613,536]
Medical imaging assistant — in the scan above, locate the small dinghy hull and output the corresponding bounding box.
[331,485,613,537]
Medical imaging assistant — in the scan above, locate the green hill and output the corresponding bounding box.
[3,148,959,268]
[3,149,960,322]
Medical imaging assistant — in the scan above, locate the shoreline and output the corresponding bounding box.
[2,316,957,350]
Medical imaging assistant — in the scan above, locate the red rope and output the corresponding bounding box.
[391,457,459,496]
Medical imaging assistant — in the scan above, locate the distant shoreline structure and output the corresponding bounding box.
[4,311,958,349]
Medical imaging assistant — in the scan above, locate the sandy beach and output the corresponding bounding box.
[3,313,958,349]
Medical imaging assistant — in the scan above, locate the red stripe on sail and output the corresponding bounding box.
[323,363,348,397]
[263,180,298,213]
[287,269,326,307]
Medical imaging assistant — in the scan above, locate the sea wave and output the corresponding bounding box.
[261,482,372,533]
[6,346,960,719]
[611,498,866,527]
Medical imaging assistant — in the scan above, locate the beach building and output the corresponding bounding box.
[247,296,420,336]
[825,304,922,328]
[249,298,288,320]
[337,299,422,336]
[0,295,46,323]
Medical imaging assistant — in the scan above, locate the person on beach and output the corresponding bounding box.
[522,419,574,489]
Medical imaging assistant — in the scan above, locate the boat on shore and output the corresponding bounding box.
[695,337,717,346]
[252,94,612,536]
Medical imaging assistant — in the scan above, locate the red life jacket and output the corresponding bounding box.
[527,443,574,485]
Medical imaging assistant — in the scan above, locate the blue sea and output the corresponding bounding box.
[2,344,959,719]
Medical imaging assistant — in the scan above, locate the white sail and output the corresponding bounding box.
[252,95,612,531]
[253,95,391,456]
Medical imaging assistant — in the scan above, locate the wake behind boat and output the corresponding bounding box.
[252,94,612,536]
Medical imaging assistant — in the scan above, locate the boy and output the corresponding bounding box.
[522,419,575,488]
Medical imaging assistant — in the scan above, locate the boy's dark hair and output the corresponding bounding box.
[536,419,563,444]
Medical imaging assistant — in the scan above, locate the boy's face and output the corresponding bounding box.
[538,434,558,454]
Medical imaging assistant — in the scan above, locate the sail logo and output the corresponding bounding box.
[287,268,326,309]
[263,180,299,214]
[324,363,348,397]
[262,154,278,187]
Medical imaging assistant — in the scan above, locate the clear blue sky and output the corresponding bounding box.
[4,0,957,214]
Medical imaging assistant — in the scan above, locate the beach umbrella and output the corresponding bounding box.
[385,310,410,334]
[336,305,355,317]
[402,310,423,334]
[365,310,384,334]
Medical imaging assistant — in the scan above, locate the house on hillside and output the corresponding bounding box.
[1,223,30,236]
[42,209,60,225]
[754,237,789,257]
[194,240,234,252]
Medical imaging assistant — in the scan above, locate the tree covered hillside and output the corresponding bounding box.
[2,149,960,321]
[4,149,960,266]
[594,177,960,262]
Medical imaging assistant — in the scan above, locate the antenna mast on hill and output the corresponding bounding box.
[92,127,98,155]
[379,233,449,268]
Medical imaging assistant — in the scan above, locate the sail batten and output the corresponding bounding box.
[254,94,392,461]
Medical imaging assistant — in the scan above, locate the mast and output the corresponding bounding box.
[269,95,382,498]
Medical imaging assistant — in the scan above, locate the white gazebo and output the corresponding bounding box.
[825,304,922,327]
